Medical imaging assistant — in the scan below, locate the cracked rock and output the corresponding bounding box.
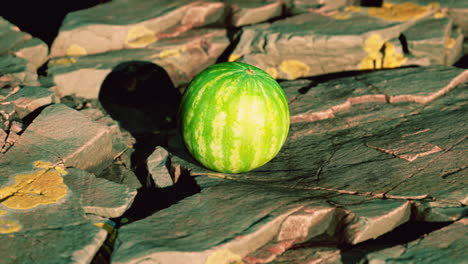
[230,3,463,80]
[112,66,466,263]
[0,104,115,175]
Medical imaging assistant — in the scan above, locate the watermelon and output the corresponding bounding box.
[179,62,290,173]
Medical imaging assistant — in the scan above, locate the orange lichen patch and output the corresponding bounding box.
[280,60,310,80]
[367,2,438,22]
[360,34,407,70]
[205,249,243,264]
[0,219,22,234]
[125,25,157,48]
[266,67,278,79]
[0,161,68,210]
[228,54,241,62]
[66,44,87,57]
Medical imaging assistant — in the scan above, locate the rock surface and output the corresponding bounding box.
[112,66,467,264]
[230,2,463,80]
[0,0,467,263]
[48,28,229,98]
[0,17,48,88]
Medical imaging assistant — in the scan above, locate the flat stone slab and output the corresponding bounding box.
[48,28,229,98]
[112,66,467,263]
[0,17,48,88]
[0,17,48,70]
[0,104,115,175]
[230,2,463,80]
[223,0,283,27]
[50,0,227,57]
[0,163,107,264]
[4,86,58,118]
[64,168,137,218]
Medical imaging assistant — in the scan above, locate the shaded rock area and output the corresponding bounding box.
[0,0,467,264]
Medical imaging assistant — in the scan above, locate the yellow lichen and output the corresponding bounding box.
[445,37,455,49]
[367,2,437,22]
[205,249,243,264]
[0,161,68,210]
[34,161,68,175]
[125,25,157,48]
[66,44,87,57]
[360,34,407,70]
[94,222,114,233]
[433,10,445,18]
[383,42,407,68]
[159,49,181,59]
[49,57,77,65]
[345,6,362,12]
[280,60,310,80]
[0,219,22,234]
[332,12,352,20]
[266,67,278,79]
[0,210,6,217]
[228,54,241,62]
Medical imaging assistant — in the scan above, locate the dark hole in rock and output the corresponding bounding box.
[454,54,468,69]
[399,34,410,54]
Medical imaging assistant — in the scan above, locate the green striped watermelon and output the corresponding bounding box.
[179,62,290,173]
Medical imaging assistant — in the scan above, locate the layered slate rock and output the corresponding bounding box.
[0,162,133,264]
[364,219,467,263]
[222,0,284,27]
[112,66,467,263]
[147,147,174,188]
[0,104,115,175]
[50,0,227,57]
[386,0,468,36]
[4,86,58,118]
[48,28,229,98]
[230,2,463,80]
[0,103,136,263]
[285,0,359,15]
[0,17,48,88]
[64,168,137,218]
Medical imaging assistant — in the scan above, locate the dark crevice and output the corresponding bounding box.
[339,221,453,264]
[360,0,383,7]
[21,104,51,131]
[216,27,242,63]
[399,34,410,55]
[297,70,370,94]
